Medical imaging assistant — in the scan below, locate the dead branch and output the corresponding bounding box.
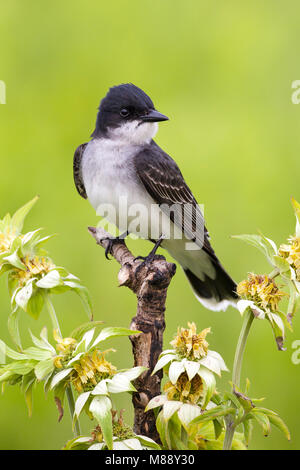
[88,227,176,442]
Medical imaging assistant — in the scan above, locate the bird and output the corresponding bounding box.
[73,83,237,311]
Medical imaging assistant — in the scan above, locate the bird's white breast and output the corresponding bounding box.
[81,137,156,236]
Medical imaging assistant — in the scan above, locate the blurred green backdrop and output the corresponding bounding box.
[1,0,300,450]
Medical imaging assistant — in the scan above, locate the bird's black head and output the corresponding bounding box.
[92,83,168,143]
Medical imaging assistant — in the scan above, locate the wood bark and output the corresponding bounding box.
[88,227,176,442]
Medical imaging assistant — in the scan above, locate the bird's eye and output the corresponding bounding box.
[120,108,130,117]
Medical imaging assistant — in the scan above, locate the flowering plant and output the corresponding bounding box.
[233,198,300,350]
[0,199,153,449]
[0,197,296,451]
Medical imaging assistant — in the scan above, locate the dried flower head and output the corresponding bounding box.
[278,236,300,281]
[53,330,77,353]
[71,350,116,393]
[237,273,285,312]
[170,323,210,360]
[0,230,17,254]
[11,255,55,288]
[163,372,204,404]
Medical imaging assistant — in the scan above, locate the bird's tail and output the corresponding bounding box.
[183,261,238,312]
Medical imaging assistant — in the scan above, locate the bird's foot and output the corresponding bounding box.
[134,252,165,265]
[134,236,165,267]
[101,231,128,260]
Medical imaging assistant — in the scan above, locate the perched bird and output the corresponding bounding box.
[74,83,237,311]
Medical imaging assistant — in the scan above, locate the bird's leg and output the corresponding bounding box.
[100,231,129,260]
[134,235,165,265]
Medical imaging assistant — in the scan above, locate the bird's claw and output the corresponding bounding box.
[134,252,165,268]
[100,236,125,260]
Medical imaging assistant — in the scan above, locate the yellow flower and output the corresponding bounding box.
[0,231,16,254]
[53,330,77,355]
[71,350,116,393]
[237,273,285,312]
[279,236,300,281]
[170,322,210,359]
[11,255,55,288]
[53,356,64,369]
[164,372,203,404]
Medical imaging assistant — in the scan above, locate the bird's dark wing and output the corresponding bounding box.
[73,143,88,199]
[134,141,216,257]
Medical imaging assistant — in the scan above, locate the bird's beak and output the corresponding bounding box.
[140,109,169,123]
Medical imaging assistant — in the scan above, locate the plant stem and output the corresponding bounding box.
[269,268,280,279]
[44,293,62,335]
[232,309,254,388]
[223,417,235,451]
[44,293,81,437]
[223,308,254,450]
[66,385,81,436]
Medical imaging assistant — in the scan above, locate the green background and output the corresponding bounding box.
[0,0,299,450]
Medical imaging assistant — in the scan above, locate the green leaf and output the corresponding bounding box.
[252,406,290,439]
[234,390,255,413]
[73,391,91,425]
[24,347,52,361]
[0,340,27,360]
[0,371,14,383]
[163,401,182,421]
[89,396,113,450]
[91,379,108,396]
[198,366,216,409]
[11,196,39,233]
[268,414,290,440]
[34,234,56,250]
[190,405,236,425]
[167,429,186,450]
[291,197,300,237]
[167,413,186,450]
[250,411,271,436]
[223,391,243,411]
[183,360,201,380]
[63,436,91,450]
[8,308,22,349]
[156,410,168,449]
[15,280,34,311]
[253,407,281,417]
[145,394,167,411]
[70,321,104,341]
[168,360,185,384]
[177,404,201,428]
[74,330,94,355]
[21,371,35,390]
[3,250,25,270]
[71,285,93,320]
[34,358,55,381]
[213,419,223,440]
[25,381,34,417]
[136,435,161,450]
[152,353,176,376]
[91,327,140,348]
[106,374,136,393]
[36,270,61,289]
[6,360,36,375]
[50,368,73,389]
[273,255,291,276]
[243,418,253,447]
[117,366,147,381]
[66,352,85,367]
[0,212,11,231]
[27,290,45,320]
[29,329,56,354]
[21,228,44,251]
